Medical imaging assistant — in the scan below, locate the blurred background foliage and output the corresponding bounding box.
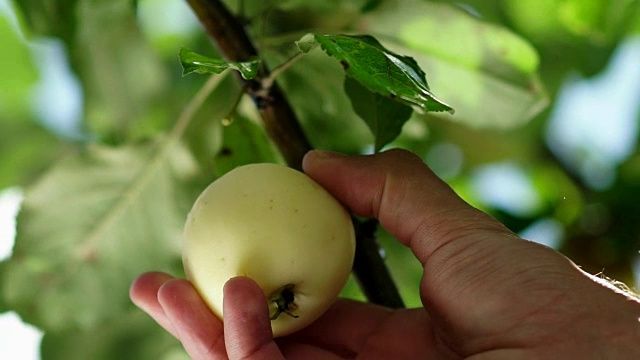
[1,0,639,358]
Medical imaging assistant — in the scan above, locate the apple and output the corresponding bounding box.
[182,163,356,337]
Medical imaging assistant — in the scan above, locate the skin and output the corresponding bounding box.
[130,149,640,359]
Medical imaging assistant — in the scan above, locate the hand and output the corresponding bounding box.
[131,149,640,359]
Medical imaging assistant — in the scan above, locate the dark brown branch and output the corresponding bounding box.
[185,0,404,308]
[353,218,405,308]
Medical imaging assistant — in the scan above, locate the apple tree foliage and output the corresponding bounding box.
[1,0,639,358]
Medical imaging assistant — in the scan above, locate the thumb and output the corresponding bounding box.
[302,148,512,265]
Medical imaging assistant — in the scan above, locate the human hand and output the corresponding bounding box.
[131,149,640,359]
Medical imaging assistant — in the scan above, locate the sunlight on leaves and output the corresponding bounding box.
[360,0,548,128]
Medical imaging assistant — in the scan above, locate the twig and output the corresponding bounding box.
[185,0,310,170]
[261,51,306,90]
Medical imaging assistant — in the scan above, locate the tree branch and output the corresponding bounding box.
[353,218,405,308]
[185,0,404,308]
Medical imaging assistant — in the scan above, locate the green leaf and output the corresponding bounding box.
[179,47,260,80]
[504,0,640,41]
[183,72,243,174]
[213,115,281,176]
[344,77,412,152]
[15,0,79,45]
[312,34,454,114]
[0,11,39,118]
[255,0,378,15]
[0,120,63,189]
[295,33,319,53]
[40,311,188,360]
[271,48,373,153]
[2,141,192,331]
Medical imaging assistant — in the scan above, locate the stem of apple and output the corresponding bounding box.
[269,284,299,320]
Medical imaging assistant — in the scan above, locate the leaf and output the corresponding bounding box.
[15,0,79,45]
[2,141,192,331]
[40,310,188,360]
[0,12,39,118]
[0,120,63,189]
[269,48,373,153]
[179,47,260,80]
[295,33,319,53]
[311,34,454,114]
[213,114,281,176]
[183,71,243,174]
[344,77,412,151]
[359,0,548,129]
[251,0,378,16]
[294,32,449,149]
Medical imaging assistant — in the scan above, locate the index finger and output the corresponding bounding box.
[302,149,511,265]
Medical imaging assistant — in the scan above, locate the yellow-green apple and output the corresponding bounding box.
[182,163,355,337]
